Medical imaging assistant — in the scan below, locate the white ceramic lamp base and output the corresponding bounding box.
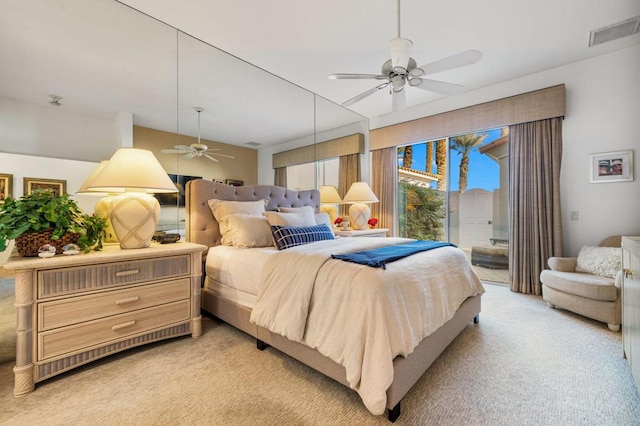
[94,196,118,243]
[109,193,160,249]
[348,203,371,230]
[320,204,338,226]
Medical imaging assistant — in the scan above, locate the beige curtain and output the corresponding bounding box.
[371,147,396,235]
[274,167,287,188]
[338,154,361,217]
[509,117,563,294]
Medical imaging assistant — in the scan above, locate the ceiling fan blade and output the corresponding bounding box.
[161,149,189,154]
[204,148,220,152]
[392,88,406,112]
[174,144,193,151]
[203,153,219,162]
[183,152,197,160]
[410,50,482,77]
[208,153,235,159]
[409,78,465,95]
[342,83,389,107]
[390,38,413,72]
[328,73,387,80]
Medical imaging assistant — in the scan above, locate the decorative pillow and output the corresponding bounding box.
[263,211,316,227]
[207,199,268,245]
[575,246,621,278]
[271,224,334,250]
[221,214,273,248]
[278,206,315,214]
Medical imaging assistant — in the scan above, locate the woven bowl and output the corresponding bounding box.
[15,229,80,257]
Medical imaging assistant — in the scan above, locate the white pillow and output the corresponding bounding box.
[575,246,621,278]
[222,214,273,248]
[314,212,334,235]
[207,199,267,244]
[278,206,315,214]
[263,211,316,227]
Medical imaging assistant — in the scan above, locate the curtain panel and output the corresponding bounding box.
[509,117,564,294]
[370,147,397,235]
[274,167,287,188]
[338,154,360,217]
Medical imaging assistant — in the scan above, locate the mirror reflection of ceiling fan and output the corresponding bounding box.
[328,0,482,112]
[161,107,235,162]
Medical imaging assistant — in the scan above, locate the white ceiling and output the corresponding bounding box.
[119,0,640,119]
[1,0,639,150]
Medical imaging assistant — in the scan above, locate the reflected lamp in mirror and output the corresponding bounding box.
[76,160,119,243]
[342,182,379,230]
[319,185,342,225]
[87,148,178,249]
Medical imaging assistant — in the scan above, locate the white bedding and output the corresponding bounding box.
[205,245,277,298]
[249,237,484,415]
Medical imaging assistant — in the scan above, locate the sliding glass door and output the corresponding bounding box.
[397,127,509,282]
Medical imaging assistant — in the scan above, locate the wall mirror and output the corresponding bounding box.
[0,0,368,232]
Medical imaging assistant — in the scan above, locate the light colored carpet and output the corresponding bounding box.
[1,282,639,425]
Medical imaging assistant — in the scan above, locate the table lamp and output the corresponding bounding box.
[342,182,379,230]
[76,160,119,243]
[87,148,178,249]
[319,185,342,225]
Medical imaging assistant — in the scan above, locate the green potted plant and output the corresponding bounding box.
[0,190,107,256]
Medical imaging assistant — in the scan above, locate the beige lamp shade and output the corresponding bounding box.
[87,148,178,194]
[87,148,178,249]
[319,185,342,225]
[319,185,342,203]
[76,161,109,196]
[343,182,379,230]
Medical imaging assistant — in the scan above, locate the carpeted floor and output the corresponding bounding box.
[0,281,639,425]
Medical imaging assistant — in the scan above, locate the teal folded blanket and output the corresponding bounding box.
[331,240,455,269]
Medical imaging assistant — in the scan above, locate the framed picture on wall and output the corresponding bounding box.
[213,179,225,184]
[0,173,12,204]
[589,150,634,183]
[225,179,243,187]
[23,177,67,196]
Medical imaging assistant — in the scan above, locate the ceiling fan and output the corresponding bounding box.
[161,107,235,162]
[328,0,482,112]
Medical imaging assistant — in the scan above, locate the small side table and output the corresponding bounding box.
[334,228,388,238]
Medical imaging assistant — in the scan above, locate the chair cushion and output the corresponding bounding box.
[540,270,617,301]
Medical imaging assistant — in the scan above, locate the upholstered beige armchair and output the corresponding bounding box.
[540,236,622,331]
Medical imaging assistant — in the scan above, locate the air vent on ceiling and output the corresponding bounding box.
[245,141,261,147]
[589,15,640,47]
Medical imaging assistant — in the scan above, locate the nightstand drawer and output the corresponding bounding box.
[37,255,191,298]
[38,299,191,361]
[38,278,191,331]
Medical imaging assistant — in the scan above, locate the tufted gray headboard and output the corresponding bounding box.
[185,180,320,248]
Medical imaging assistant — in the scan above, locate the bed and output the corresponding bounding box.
[185,180,484,422]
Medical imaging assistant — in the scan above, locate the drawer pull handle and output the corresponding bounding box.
[112,321,136,331]
[115,296,140,305]
[115,269,140,277]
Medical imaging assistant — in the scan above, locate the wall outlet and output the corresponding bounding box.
[569,211,579,221]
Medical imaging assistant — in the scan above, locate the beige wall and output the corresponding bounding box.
[133,126,258,185]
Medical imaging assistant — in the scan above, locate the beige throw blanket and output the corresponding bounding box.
[250,237,484,415]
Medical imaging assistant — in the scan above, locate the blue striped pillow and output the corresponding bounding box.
[271,224,334,250]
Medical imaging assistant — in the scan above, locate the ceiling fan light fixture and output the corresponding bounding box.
[389,37,413,71]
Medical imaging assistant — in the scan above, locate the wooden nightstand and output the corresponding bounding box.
[4,241,206,397]
[334,228,388,238]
